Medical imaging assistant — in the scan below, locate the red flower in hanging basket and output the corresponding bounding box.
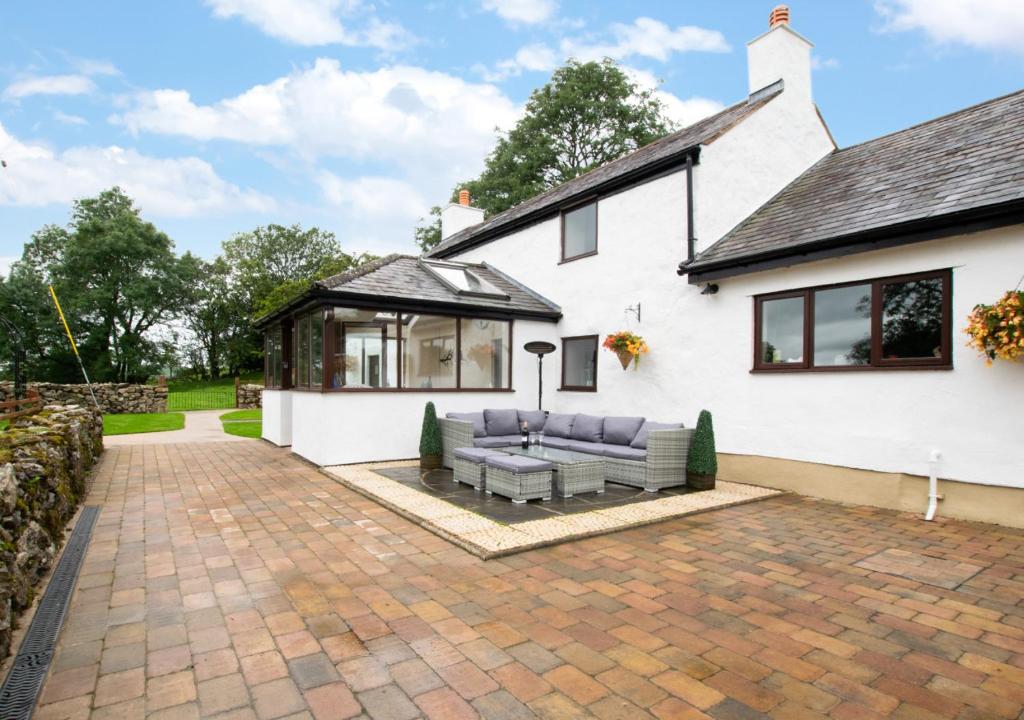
[602,331,649,370]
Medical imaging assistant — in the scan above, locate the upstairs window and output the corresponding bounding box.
[754,269,951,371]
[561,201,597,262]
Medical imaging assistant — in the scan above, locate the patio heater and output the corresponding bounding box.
[523,341,556,410]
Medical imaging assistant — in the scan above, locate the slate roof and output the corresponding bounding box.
[686,87,1024,278]
[426,81,785,258]
[311,254,561,319]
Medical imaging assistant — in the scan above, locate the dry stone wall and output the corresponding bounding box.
[0,382,167,414]
[237,384,262,409]
[0,404,103,659]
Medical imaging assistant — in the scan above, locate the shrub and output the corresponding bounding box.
[687,409,717,477]
[419,401,442,457]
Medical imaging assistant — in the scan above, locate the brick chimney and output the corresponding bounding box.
[440,188,484,240]
[747,4,813,104]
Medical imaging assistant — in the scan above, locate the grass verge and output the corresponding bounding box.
[104,413,185,436]
[220,409,262,438]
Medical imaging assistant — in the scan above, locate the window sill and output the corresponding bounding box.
[558,386,598,392]
[751,364,953,374]
[559,250,598,265]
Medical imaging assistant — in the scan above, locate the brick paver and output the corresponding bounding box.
[31,441,1024,719]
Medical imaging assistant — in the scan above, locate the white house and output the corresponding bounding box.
[258,8,1024,528]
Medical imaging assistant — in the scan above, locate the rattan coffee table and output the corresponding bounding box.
[506,446,605,498]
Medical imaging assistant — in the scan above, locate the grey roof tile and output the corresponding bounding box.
[314,254,560,318]
[688,88,1024,273]
[426,82,785,258]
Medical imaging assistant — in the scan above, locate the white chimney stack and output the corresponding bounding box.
[440,188,485,240]
[747,4,813,104]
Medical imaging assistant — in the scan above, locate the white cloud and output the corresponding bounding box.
[3,74,95,100]
[475,43,558,81]
[54,111,88,126]
[875,0,1024,54]
[561,17,729,63]
[621,67,724,128]
[318,172,428,219]
[73,58,120,76]
[112,59,522,184]
[811,55,840,71]
[481,0,556,25]
[205,0,412,50]
[0,123,272,217]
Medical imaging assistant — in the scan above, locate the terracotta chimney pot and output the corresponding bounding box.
[458,189,471,206]
[769,5,790,28]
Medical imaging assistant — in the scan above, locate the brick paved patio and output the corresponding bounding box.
[29,440,1024,719]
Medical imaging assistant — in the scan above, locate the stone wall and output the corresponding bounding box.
[0,404,103,659]
[237,384,262,409]
[0,382,167,414]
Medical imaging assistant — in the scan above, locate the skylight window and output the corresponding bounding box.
[421,260,509,299]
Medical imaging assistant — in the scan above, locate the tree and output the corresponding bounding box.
[179,256,237,379]
[414,59,674,250]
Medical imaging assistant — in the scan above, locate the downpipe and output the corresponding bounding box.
[925,450,943,521]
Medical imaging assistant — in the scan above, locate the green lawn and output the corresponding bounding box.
[166,373,262,411]
[220,409,262,438]
[104,413,185,436]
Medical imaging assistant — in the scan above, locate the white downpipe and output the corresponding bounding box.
[925,450,942,521]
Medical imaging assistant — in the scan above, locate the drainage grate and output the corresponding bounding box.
[0,505,100,720]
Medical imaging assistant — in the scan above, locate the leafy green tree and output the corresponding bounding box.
[414,206,442,253]
[179,256,237,379]
[415,59,673,250]
[255,253,376,319]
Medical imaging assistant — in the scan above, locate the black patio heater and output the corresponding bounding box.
[523,341,556,410]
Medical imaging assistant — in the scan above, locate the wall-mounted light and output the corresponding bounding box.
[701,283,719,296]
[625,303,641,323]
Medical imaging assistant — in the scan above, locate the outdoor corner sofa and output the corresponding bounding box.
[438,409,694,492]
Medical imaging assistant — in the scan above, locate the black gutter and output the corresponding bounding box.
[682,198,1024,284]
[431,146,702,259]
[255,288,562,329]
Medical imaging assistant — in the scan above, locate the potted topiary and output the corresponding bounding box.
[686,409,717,490]
[419,401,443,470]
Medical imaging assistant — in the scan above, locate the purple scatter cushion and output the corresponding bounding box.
[543,413,576,438]
[569,414,604,443]
[630,421,683,449]
[446,412,486,438]
[602,416,645,446]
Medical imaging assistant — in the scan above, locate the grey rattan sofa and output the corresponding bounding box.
[438,410,694,492]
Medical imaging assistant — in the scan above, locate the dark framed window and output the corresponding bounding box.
[561,335,598,391]
[561,200,598,262]
[264,325,283,388]
[753,269,952,372]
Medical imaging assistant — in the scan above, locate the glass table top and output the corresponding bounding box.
[505,445,601,465]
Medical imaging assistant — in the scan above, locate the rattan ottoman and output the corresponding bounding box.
[452,447,506,490]
[484,455,553,503]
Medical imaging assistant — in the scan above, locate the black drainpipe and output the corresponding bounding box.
[685,152,696,266]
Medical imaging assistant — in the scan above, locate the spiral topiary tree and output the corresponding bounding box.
[686,409,717,490]
[419,401,443,469]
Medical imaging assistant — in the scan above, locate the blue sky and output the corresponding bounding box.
[1,0,1021,270]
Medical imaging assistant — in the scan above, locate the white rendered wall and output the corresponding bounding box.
[261,389,293,446]
[290,319,559,466]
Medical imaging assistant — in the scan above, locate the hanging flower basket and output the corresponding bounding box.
[964,290,1024,365]
[603,331,649,371]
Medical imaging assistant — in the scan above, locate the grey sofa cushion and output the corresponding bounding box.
[603,416,645,446]
[446,412,485,438]
[603,445,647,461]
[473,435,521,448]
[484,408,520,437]
[485,455,552,474]
[630,421,683,449]
[570,414,604,443]
[540,436,571,449]
[454,447,506,463]
[567,441,610,456]
[544,413,575,438]
[517,409,547,432]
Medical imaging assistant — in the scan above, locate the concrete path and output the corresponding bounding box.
[104,409,251,446]
[30,440,1024,719]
